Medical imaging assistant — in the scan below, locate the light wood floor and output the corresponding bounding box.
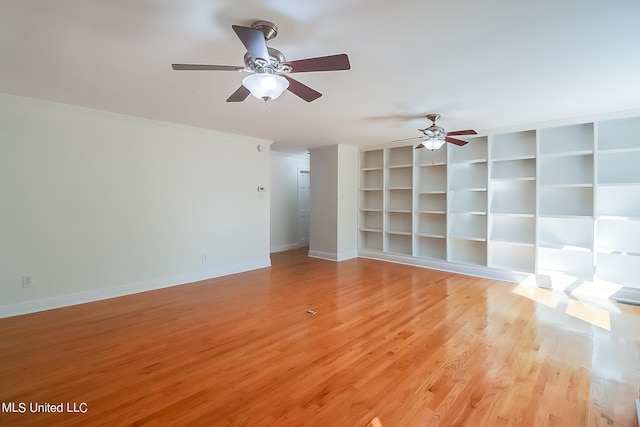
[1,248,639,426]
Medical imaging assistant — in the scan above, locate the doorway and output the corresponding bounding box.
[298,168,310,247]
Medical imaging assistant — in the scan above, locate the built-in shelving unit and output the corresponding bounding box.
[488,131,536,273]
[595,117,640,289]
[537,124,594,279]
[358,114,640,291]
[385,146,413,255]
[448,137,488,266]
[359,149,384,251]
[415,146,448,260]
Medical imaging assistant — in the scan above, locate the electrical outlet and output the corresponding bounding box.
[22,275,33,288]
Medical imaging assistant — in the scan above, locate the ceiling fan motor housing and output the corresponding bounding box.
[423,124,446,139]
[243,48,291,73]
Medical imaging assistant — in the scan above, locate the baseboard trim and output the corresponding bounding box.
[270,243,299,253]
[307,249,357,262]
[0,259,271,319]
[611,287,640,306]
[357,250,528,284]
[308,250,338,261]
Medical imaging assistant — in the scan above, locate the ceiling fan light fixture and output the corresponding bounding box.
[242,72,289,102]
[421,124,447,150]
[423,138,446,151]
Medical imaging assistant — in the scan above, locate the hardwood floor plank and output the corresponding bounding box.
[1,248,639,426]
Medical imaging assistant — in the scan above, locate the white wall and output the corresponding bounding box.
[0,94,272,317]
[337,145,358,259]
[270,151,310,253]
[308,144,358,261]
[309,146,338,259]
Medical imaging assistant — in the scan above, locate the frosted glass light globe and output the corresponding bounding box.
[242,73,289,101]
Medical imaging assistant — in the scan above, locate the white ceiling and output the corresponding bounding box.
[2,0,640,153]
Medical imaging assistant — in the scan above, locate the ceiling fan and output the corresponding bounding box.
[171,21,351,103]
[394,114,477,150]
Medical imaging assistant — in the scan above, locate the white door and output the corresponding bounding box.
[298,169,310,247]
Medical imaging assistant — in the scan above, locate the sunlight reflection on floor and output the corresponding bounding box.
[512,274,624,331]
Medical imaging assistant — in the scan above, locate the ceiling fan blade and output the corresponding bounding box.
[446,136,469,146]
[415,143,425,149]
[283,54,351,73]
[232,25,270,62]
[282,76,322,102]
[172,64,244,71]
[447,129,477,136]
[226,86,251,102]
[392,136,425,143]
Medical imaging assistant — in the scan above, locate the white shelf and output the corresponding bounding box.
[539,154,593,186]
[597,147,640,154]
[490,180,535,216]
[360,210,383,231]
[539,183,593,188]
[362,149,384,169]
[491,158,536,180]
[538,216,593,250]
[387,233,412,255]
[489,216,535,245]
[387,146,414,168]
[538,150,594,158]
[597,116,640,151]
[537,247,594,279]
[416,146,447,165]
[449,162,488,190]
[539,123,594,155]
[598,150,640,184]
[387,211,412,235]
[387,230,412,236]
[449,136,488,163]
[451,190,487,213]
[449,239,487,266]
[417,236,446,260]
[387,188,412,211]
[418,212,446,236]
[490,238,535,247]
[360,230,383,252]
[360,189,382,211]
[450,213,487,241]
[418,192,446,212]
[539,186,593,217]
[597,218,640,254]
[597,185,640,218]
[489,242,535,273]
[595,253,640,289]
[418,164,447,193]
[491,130,536,160]
[598,214,640,222]
[416,232,447,239]
[388,166,413,188]
[360,227,383,233]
